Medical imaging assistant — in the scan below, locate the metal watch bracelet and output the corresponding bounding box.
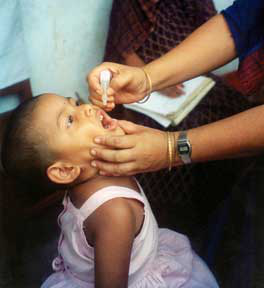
[177,131,192,164]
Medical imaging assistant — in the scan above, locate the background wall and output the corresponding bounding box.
[21,0,113,100]
[0,0,29,89]
[0,0,113,113]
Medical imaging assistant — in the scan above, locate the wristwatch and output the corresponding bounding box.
[177,131,192,164]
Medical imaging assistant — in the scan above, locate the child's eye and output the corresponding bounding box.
[66,115,74,128]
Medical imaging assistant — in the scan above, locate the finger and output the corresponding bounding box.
[161,85,185,98]
[103,63,119,77]
[91,147,135,163]
[89,86,115,102]
[89,96,115,111]
[173,89,185,97]
[94,134,135,149]
[92,160,137,176]
[107,87,115,96]
[105,101,115,111]
[88,74,103,94]
[89,82,115,101]
[103,101,115,112]
[89,85,103,100]
[165,90,183,98]
[106,95,115,102]
[117,120,144,134]
[99,103,115,112]
[89,97,104,108]
[175,84,185,95]
[98,102,115,112]
[87,63,114,90]
[110,72,132,97]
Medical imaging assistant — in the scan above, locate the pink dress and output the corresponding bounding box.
[41,184,219,288]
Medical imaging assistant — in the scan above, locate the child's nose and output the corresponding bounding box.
[81,104,93,117]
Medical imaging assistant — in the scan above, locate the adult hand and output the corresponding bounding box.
[90,120,168,176]
[87,62,149,111]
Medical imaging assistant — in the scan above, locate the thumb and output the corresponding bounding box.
[110,72,131,92]
[117,120,144,134]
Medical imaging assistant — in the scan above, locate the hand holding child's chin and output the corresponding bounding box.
[101,113,125,136]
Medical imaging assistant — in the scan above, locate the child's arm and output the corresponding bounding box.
[84,198,138,288]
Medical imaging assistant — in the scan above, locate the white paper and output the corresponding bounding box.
[124,104,172,127]
[125,76,215,127]
[128,76,210,115]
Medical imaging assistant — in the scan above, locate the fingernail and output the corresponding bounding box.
[94,137,101,144]
[99,171,106,175]
[91,149,96,156]
[91,161,97,167]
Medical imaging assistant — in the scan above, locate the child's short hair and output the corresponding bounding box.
[1,96,60,190]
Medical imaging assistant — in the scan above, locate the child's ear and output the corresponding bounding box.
[47,162,81,184]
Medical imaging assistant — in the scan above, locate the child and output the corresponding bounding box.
[2,93,219,288]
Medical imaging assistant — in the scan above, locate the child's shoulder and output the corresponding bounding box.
[71,176,144,246]
[70,176,141,209]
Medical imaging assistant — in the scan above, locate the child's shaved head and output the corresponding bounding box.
[1,95,56,188]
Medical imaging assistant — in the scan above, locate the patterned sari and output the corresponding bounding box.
[104,2,257,286]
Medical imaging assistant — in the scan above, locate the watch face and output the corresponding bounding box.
[178,143,190,154]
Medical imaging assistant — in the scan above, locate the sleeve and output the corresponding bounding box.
[221,0,264,61]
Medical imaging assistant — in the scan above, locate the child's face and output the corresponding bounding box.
[34,93,123,166]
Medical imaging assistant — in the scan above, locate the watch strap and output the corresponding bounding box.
[177,131,192,164]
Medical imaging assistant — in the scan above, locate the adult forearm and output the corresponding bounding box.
[144,14,236,91]
[91,106,264,176]
[174,105,264,166]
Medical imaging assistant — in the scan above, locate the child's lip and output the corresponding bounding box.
[96,109,116,129]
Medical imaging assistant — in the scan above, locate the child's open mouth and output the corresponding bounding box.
[97,109,116,130]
